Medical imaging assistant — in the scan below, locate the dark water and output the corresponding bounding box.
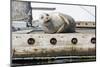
[12,56,96,66]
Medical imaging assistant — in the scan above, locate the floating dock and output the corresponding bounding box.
[12,21,96,66]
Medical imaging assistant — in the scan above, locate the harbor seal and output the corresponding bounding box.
[39,12,76,33]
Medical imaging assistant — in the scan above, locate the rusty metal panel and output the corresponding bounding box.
[12,33,96,58]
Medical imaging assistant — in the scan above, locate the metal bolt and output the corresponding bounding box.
[50,38,57,45]
[91,37,96,44]
[71,38,78,44]
[27,38,35,45]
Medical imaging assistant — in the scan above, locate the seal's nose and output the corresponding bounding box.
[46,17,49,20]
[44,17,50,23]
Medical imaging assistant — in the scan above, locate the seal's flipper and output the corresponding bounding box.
[56,14,70,33]
[59,14,69,25]
[56,24,65,33]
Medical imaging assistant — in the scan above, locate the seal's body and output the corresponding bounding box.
[39,12,76,33]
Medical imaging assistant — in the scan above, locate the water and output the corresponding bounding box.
[12,56,96,66]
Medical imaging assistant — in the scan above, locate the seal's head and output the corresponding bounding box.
[39,13,56,33]
[39,13,51,23]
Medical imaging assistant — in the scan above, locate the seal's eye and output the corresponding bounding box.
[41,16,44,19]
[46,14,49,16]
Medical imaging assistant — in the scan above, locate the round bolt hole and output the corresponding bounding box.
[78,23,80,25]
[71,38,78,44]
[91,37,96,44]
[93,23,95,25]
[85,23,88,25]
[50,38,57,45]
[27,38,35,45]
